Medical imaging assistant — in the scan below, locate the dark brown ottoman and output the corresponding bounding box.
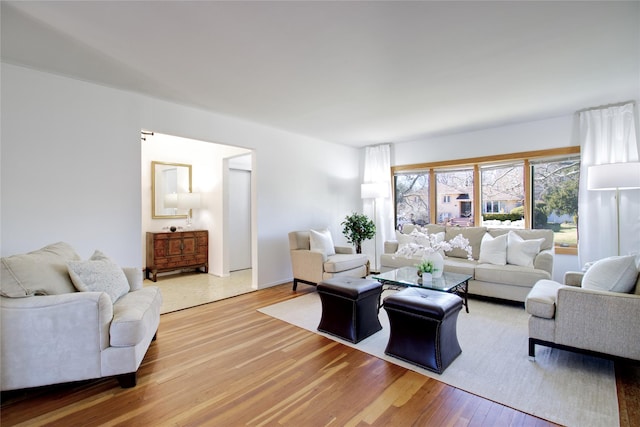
[383,288,463,374]
[317,277,383,343]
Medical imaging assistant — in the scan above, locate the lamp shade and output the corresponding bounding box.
[177,192,201,209]
[588,162,640,190]
[164,193,178,208]
[361,183,387,199]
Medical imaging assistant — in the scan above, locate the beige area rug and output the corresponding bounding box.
[258,291,619,427]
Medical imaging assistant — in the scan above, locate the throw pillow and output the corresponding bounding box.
[582,255,639,293]
[67,250,130,303]
[478,233,508,265]
[309,229,336,257]
[506,231,544,268]
[0,242,81,297]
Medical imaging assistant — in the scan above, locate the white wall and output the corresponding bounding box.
[1,63,361,288]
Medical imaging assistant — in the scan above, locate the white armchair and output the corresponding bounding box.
[288,230,369,290]
[526,255,640,362]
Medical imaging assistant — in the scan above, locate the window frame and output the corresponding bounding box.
[391,147,580,254]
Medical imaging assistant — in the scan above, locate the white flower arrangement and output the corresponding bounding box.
[394,229,473,260]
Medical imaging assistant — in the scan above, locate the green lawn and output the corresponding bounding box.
[550,223,577,247]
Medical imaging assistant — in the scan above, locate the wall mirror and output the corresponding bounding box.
[152,161,192,218]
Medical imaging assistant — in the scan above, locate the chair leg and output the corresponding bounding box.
[528,338,536,360]
[117,372,137,388]
[293,279,298,291]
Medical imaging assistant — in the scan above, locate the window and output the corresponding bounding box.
[392,147,581,253]
[394,172,430,229]
[435,168,474,226]
[481,163,524,227]
[531,156,580,247]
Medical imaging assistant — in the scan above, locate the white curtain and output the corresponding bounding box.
[362,144,392,272]
[578,102,640,264]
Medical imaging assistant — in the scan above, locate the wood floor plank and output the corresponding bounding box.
[1,283,635,426]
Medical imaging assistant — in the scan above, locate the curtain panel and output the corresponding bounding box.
[578,102,640,264]
[362,144,392,271]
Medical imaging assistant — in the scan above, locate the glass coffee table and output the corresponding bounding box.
[372,267,472,313]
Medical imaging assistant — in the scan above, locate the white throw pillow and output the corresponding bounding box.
[506,231,544,268]
[309,229,336,256]
[479,233,508,265]
[67,250,130,303]
[582,255,639,293]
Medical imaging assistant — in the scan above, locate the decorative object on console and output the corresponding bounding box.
[588,161,640,256]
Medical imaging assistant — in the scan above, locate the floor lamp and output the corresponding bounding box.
[361,183,387,273]
[587,162,640,256]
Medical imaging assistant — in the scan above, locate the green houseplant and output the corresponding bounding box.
[341,212,376,254]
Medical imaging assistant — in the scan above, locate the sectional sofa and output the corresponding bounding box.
[380,224,554,303]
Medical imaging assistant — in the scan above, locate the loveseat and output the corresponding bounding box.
[1,242,162,390]
[380,224,554,302]
[526,255,640,361]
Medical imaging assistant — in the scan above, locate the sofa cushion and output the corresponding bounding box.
[443,258,477,277]
[68,250,130,303]
[506,231,544,268]
[478,232,508,265]
[582,255,639,293]
[310,229,336,256]
[475,263,550,287]
[445,227,486,260]
[110,286,163,347]
[324,253,368,273]
[0,242,80,298]
[525,279,563,319]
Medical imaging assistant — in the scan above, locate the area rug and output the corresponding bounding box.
[258,291,619,427]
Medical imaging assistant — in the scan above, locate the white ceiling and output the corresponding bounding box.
[2,1,638,147]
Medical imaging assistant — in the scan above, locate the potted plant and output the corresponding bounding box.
[341,212,376,254]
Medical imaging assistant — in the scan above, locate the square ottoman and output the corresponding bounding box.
[383,287,463,374]
[317,277,383,343]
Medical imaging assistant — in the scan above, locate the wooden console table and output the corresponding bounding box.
[146,230,208,282]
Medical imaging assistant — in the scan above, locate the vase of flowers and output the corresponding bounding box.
[394,229,473,278]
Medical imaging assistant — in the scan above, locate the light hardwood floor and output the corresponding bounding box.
[1,283,638,426]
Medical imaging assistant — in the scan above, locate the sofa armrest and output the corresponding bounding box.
[563,271,584,287]
[290,250,325,283]
[335,246,355,254]
[555,287,640,360]
[384,241,399,254]
[123,267,143,291]
[533,249,554,275]
[1,292,114,390]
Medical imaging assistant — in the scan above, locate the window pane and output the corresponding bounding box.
[480,163,524,228]
[531,157,580,246]
[435,169,473,226]
[394,173,430,229]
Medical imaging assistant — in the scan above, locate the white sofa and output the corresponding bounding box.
[1,242,162,390]
[381,224,554,303]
